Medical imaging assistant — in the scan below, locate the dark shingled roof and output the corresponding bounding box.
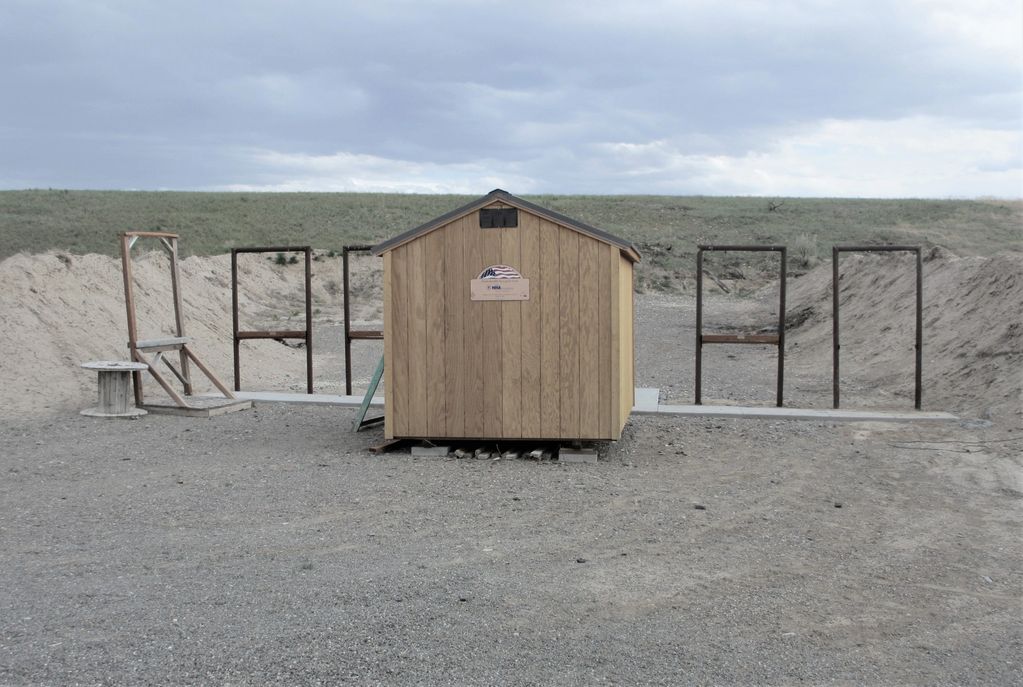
[371,189,641,262]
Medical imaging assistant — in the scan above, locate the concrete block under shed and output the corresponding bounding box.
[559,448,598,464]
[411,445,451,457]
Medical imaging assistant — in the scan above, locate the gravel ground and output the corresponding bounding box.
[1,295,1020,686]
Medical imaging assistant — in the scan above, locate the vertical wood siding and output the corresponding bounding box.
[407,239,428,436]
[384,207,633,440]
[501,225,522,436]
[598,244,612,439]
[619,253,635,429]
[609,249,621,439]
[538,219,561,437]
[388,244,410,438]
[462,215,485,437]
[578,237,600,438]
[383,252,394,438]
[558,227,580,438]
[481,221,504,437]
[442,218,465,437]
[519,212,542,437]
[424,230,446,436]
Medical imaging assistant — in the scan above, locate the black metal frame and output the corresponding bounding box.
[832,245,922,409]
[342,245,383,396]
[231,246,313,394]
[696,245,787,406]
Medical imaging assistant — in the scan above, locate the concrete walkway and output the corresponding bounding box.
[635,403,957,423]
[215,388,957,423]
[632,388,957,422]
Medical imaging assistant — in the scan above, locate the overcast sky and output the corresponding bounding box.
[1,0,1020,197]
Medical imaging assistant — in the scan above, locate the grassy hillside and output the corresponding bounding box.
[1,190,1018,290]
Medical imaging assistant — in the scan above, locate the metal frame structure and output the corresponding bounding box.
[121,231,237,408]
[696,245,787,406]
[231,246,313,394]
[833,245,922,409]
[342,245,383,395]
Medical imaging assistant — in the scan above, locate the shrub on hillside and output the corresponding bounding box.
[792,233,818,269]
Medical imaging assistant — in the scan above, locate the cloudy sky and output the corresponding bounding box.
[1,0,1020,197]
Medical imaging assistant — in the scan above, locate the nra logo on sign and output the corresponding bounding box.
[470,265,529,301]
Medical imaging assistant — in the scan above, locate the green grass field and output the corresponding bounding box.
[2,190,1018,290]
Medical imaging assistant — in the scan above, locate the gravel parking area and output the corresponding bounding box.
[1,294,1020,685]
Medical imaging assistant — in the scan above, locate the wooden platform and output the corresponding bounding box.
[142,396,253,417]
[209,391,384,408]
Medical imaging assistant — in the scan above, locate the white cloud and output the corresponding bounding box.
[218,116,1021,197]
[591,117,1022,197]
[911,0,1023,61]
[219,149,539,194]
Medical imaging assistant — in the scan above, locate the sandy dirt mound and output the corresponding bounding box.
[2,248,1019,423]
[0,250,382,416]
[779,249,1022,422]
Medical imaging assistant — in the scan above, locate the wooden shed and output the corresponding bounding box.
[372,189,640,442]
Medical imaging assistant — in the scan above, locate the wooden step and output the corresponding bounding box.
[135,336,189,350]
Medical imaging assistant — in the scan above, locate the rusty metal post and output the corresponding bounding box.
[832,246,840,408]
[231,249,240,391]
[304,247,313,395]
[343,246,353,395]
[915,247,923,409]
[695,248,704,405]
[778,246,786,407]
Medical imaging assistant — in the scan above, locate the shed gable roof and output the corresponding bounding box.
[371,189,641,262]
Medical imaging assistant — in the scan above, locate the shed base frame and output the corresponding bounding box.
[141,398,253,418]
